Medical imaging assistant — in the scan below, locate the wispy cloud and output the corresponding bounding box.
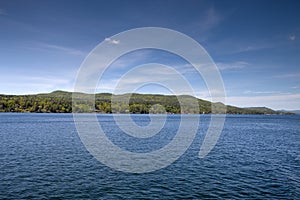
[289,35,296,41]
[243,90,282,95]
[204,8,221,27]
[109,50,151,69]
[97,64,195,95]
[216,61,249,70]
[226,93,300,110]
[274,73,300,79]
[212,32,290,56]
[196,7,222,34]
[104,38,120,44]
[37,43,87,56]
[23,76,70,84]
[235,42,277,54]
[0,74,74,95]
[0,8,6,15]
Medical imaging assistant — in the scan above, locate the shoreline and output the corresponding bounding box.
[0,111,295,115]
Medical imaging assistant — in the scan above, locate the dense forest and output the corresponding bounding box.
[0,90,293,114]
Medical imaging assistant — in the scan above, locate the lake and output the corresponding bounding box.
[0,113,299,199]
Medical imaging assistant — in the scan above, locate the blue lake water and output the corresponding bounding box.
[0,113,299,199]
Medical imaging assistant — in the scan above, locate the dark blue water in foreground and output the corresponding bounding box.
[0,113,299,199]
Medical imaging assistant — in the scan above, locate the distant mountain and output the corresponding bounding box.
[278,110,300,115]
[0,90,294,114]
[291,110,300,114]
[244,107,278,113]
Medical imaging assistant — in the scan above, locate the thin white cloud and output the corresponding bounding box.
[23,76,70,84]
[212,37,279,56]
[0,8,6,15]
[95,64,227,103]
[216,61,249,70]
[237,43,276,53]
[0,80,73,95]
[226,93,300,110]
[243,90,281,95]
[97,78,119,92]
[97,64,195,95]
[289,35,296,41]
[109,50,151,69]
[105,38,120,44]
[205,7,221,25]
[38,43,87,56]
[0,74,70,84]
[196,7,222,34]
[193,89,226,103]
[0,72,76,95]
[274,73,300,78]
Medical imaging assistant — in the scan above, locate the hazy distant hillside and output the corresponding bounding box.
[288,110,300,114]
[0,90,293,115]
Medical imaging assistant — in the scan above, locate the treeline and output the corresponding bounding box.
[0,90,292,115]
[0,91,72,113]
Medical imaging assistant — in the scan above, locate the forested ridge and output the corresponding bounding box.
[0,90,293,114]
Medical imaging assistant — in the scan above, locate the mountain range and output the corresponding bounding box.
[0,90,295,115]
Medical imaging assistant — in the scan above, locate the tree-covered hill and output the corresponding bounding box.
[0,90,293,114]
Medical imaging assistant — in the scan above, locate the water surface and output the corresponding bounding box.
[0,113,299,199]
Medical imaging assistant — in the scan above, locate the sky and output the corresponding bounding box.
[0,0,299,110]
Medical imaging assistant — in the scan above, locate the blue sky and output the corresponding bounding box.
[0,0,299,110]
